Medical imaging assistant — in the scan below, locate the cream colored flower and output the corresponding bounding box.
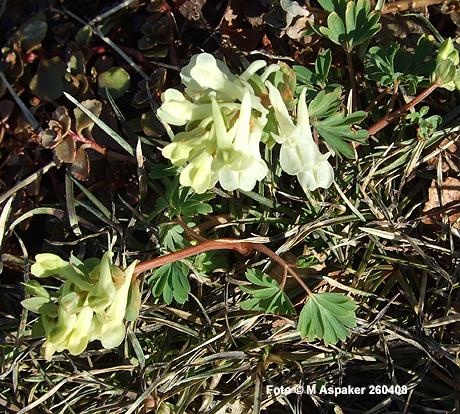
[25,251,141,359]
[266,81,334,192]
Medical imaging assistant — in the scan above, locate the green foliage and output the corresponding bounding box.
[158,223,186,251]
[97,67,131,98]
[297,292,357,345]
[17,18,48,53]
[406,106,442,139]
[154,177,214,218]
[240,269,296,316]
[29,57,66,101]
[307,88,368,158]
[193,251,229,274]
[294,49,333,91]
[149,262,191,305]
[364,37,437,93]
[316,0,381,52]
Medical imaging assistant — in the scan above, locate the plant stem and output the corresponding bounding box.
[68,130,136,164]
[133,239,312,296]
[345,48,358,111]
[367,82,439,136]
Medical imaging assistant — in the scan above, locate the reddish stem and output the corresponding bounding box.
[68,130,136,164]
[133,239,313,296]
[367,82,439,136]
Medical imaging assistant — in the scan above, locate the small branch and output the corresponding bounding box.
[133,239,313,296]
[68,130,136,164]
[133,239,253,275]
[364,87,390,112]
[345,49,358,111]
[386,80,400,115]
[175,215,208,242]
[367,82,439,136]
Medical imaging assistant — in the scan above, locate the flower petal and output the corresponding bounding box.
[180,152,217,194]
[266,81,296,140]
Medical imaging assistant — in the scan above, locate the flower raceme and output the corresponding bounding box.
[156,52,334,194]
[22,252,141,360]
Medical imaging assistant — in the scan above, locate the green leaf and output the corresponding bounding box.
[317,0,381,51]
[18,19,48,53]
[297,292,357,345]
[30,57,66,101]
[313,111,368,158]
[193,251,229,274]
[98,67,131,99]
[24,280,50,299]
[308,88,342,118]
[317,0,337,12]
[76,25,93,46]
[149,262,190,305]
[21,296,51,313]
[315,49,332,85]
[74,99,103,135]
[293,65,315,86]
[156,177,214,218]
[158,223,186,251]
[240,269,296,316]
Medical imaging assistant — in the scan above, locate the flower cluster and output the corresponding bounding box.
[22,252,140,360]
[156,53,334,194]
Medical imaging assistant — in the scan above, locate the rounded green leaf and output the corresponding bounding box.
[98,67,131,99]
[29,57,66,101]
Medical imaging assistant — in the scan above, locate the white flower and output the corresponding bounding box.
[156,88,213,126]
[266,81,334,192]
[180,53,242,101]
[211,89,268,191]
[157,52,277,194]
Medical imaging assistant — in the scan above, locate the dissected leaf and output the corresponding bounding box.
[158,223,186,251]
[316,0,381,51]
[161,177,214,218]
[313,111,368,158]
[298,292,357,345]
[149,262,190,305]
[240,269,296,316]
[98,67,131,99]
[308,88,342,118]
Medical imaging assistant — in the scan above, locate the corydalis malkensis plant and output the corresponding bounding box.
[156,52,334,194]
[22,252,140,360]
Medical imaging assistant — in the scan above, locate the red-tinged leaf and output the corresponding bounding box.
[54,135,76,163]
[71,147,90,181]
